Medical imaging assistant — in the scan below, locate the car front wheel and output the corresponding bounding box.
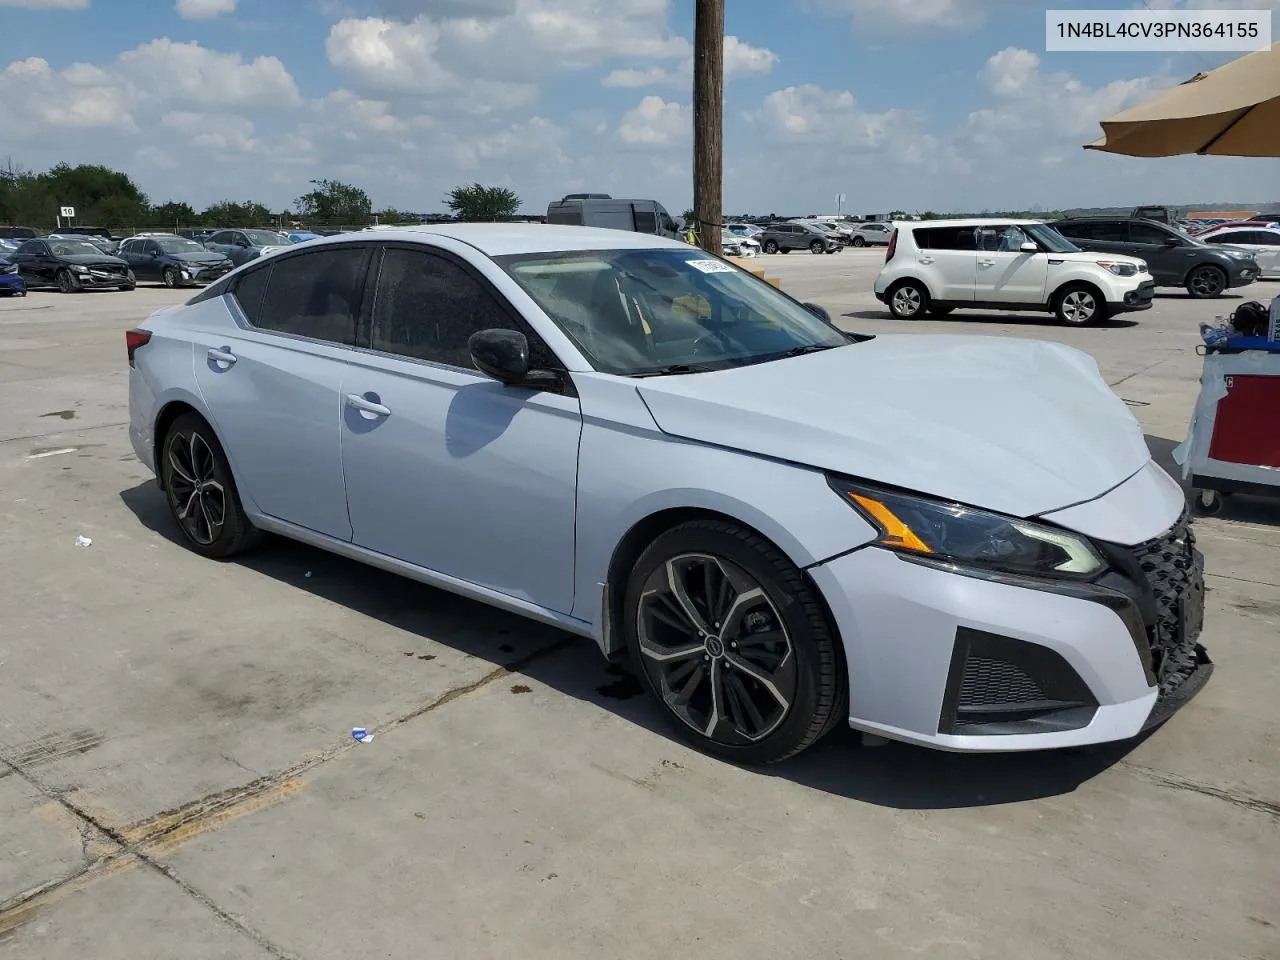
[162,266,180,288]
[887,279,929,319]
[1053,283,1106,325]
[56,269,80,293]
[810,240,825,254]
[1186,265,1226,298]
[763,240,779,254]
[624,519,844,764]
[851,236,865,247]
[160,412,262,559]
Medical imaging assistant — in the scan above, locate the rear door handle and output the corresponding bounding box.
[207,347,237,366]
[978,259,996,266]
[346,393,391,418]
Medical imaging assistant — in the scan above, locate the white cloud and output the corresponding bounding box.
[618,95,689,146]
[0,0,87,8]
[0,57,134,130]
[599,36,776,88]
[724,36,780,77]
[602,66,669,88]
[176,0,236,19]
[808,0,990,33]
[754,84,914,148]
[118,40,300,107]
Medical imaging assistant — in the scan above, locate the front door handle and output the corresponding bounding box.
[207,347,237,366]
[918,256,935,264]
[346,393,391,418]
[978,259,996,266]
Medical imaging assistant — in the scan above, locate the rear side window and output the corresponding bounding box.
[914,227,976,250]
[1054,221,1087,239]
[251,248,369,345]
[633,209,658,233]
[230,266,270,322]
[1128,222,1170,244]
[1092,221,1127,242]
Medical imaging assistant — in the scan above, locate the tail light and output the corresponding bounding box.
[885,228,898,262]
[126,328,151,367]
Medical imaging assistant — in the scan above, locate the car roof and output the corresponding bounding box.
[319,223,691,256]
[900,218,1043,228]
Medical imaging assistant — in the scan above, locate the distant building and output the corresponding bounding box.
[1186,210,1258,220]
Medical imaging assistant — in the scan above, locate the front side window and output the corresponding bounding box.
[209,232,232,245]
[156,238,207,255]
[370,248,557,371]
[499,247,850,377]
[244,230,287,247]
[1129,222,1173,244]
[633,209,658,233]
[977,225,1029,252]
[1023,223,1080,253]
[48,240,104,257]
[249,247,369,345]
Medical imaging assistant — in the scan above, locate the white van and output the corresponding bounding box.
[547,195,682,240]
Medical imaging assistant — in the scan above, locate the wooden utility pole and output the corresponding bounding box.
[693,0,724,256]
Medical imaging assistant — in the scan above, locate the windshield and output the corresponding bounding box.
[49,240,107,257]
[1024,223,1080,253]
[156,238,207,254]
[498,248,851,377]
[244,230,287,246]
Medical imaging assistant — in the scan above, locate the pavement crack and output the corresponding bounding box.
[0,420,129,446]
[1121,762,1280,821]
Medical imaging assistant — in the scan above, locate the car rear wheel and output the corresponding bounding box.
[851,236,865,247]
[887,279,929,319]
[56,269,79,294]
[1053,283,1107,326]
[763,240,779,255]
[809,240,825,254]
[162,266,180,288]
[1186,265,1226,298]
[160,412,262,559]
[624,519,843,764]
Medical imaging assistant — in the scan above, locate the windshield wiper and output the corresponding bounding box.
[631,363,719,377]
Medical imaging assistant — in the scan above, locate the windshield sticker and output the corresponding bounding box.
[686,259,736,274]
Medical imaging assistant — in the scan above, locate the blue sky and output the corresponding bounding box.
[1,0,1276,216]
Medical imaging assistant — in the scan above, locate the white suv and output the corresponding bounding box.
[873,219,1154,325]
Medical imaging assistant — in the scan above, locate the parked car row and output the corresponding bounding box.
[872,213,1266,327]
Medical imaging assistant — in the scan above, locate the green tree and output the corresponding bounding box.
[40,162,149,228]
[445,183,520,222]
[374,207,414,225]
[201,200,274,227]
[295,179,372,224]
[151,201,197,227]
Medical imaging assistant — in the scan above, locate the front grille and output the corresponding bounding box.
[1130,510,1202,696]
[958,657,1049,708]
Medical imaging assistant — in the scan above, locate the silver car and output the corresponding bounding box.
[847,222,894,246]
[127,225,1208,763]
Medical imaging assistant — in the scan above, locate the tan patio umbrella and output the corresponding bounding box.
[1085,42,1279,158]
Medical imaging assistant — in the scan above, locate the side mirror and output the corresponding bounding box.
[1019,241,1038,253]
[1162,237,1180,246]
[469,329,530,385]
[803,302,832,323]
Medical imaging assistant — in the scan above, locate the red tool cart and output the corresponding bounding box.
[1176,339,1280,515]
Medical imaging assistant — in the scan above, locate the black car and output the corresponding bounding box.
[0,226,38,241]
[118,235,234,288]
[7,237,134,292]
[1053,217,1259,298]
[758,221,841,255]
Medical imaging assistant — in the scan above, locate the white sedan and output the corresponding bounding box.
[1197,225,1280,278]
[126,224,1209,763]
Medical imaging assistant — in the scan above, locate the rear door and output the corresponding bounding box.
[911,226,976,302]
[191,244,371,540]
[13,240,54,285]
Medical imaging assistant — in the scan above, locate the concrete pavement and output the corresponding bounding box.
[1,263,1276,959]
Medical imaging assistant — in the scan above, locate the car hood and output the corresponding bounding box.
[634,335,1150,518]
[1053,250,1146,267]
[61,254,128,267]
[174,252,230,265]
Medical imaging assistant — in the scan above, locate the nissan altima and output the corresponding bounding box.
[126,225,1210,764]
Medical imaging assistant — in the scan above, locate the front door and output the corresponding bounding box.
[340,244,582,614]
[1125,221,1188,285]
[192,245,371,541]
[974,224,1049,304]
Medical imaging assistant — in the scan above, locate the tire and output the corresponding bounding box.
[160,412,262,559]
[119,283,135,291]
[810,240,824,254]
[1192,488,1224,516]
[1186,265,1227,299]
[763,240,779,255]
[1052,283,1106,326]
[929,305,955,317]
[851,236,865,247]
[56,269,79,294]
[624,519,843,764]
[162,266,180,288]
[887,279,929,319]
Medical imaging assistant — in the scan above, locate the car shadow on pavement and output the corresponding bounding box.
[119,480,1143,810]
[842,309,1139,328]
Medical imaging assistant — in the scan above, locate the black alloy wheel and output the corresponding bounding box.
[625,520,843,764]
[162,266,180,288]
[809,240,825,254]
[57,269,79,293]
[1186,265,1226,299]
[161,413,261,558]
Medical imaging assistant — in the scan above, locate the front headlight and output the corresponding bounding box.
[829,478,1105,579]
[71,265,89,274]
[1096,260,1137,277]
